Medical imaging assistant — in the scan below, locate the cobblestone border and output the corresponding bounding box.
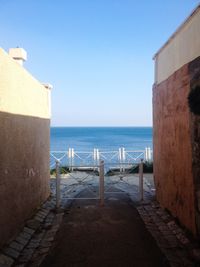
[0,196,64,267]
[137,201,200,267]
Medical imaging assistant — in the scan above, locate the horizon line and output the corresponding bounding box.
[50,125,153,128]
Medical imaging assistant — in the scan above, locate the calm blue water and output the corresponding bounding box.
[50,127,152,151]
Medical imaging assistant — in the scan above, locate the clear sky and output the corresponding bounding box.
[0,0,199,126]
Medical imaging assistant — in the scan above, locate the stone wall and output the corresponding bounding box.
[0,48,50,247]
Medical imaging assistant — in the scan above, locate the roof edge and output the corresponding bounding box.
[153,4,200,60]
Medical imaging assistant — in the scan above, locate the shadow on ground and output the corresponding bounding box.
[41,190,169,267]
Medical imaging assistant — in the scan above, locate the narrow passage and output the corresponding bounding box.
[42,193,169,267]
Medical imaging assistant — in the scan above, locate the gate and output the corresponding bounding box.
[104,161,144,201]
[51,158,145,208]
[52,160,105,208]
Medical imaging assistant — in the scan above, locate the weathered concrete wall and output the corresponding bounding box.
[153,63,196,235]
[0,48,50,247]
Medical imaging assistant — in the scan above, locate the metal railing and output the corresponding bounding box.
[50,147,152,170]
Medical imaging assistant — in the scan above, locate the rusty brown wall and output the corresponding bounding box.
[0,112,50,247]
[153,63,197,235]
[189,56,200,234]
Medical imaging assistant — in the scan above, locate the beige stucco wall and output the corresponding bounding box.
[154,7,200,84]
[0,48,51,248]
[0,48,50,118]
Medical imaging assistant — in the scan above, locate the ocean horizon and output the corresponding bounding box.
[50,127,152,151]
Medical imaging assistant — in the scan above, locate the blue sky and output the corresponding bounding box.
[0,0,199,126]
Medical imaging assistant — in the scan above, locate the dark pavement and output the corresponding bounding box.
[42,192,169,267]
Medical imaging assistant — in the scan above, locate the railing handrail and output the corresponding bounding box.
[50,147,153,171]
[50,149,150,152]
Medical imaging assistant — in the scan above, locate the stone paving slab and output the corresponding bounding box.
[0,194,64,267]
[137,201,200,266]
[9,242,24,253]
[0,253,14,267]
[4,248,20,259]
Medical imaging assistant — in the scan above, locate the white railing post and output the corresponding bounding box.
[71,148,74,171]
[99,160,104,206]
[68,148,71,171]
[139,159,144,201]
[145,147,148,162]
[119,148,122,172]
[148,147,151,162]
[93,148,96,160]
[93,148,96,170]
[96,149,100,162]
[56,160,61,209]
[122,147,126,172]
[97,149,100,172]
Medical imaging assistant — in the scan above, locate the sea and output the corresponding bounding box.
[50,127,152,151]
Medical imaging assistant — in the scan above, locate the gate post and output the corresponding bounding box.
[139,159,144,201]
[99,160,104,206]
[56,159,61,209]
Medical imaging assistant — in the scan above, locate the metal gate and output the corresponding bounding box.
[52,159,145,208]
[104,161,144,201]
[52,160,104,208]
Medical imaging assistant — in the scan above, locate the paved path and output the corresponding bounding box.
[42,191,169,267]
[0,172,197,267]
[0,174,197,266]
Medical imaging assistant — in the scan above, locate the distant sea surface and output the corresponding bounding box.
[50,127,152,151]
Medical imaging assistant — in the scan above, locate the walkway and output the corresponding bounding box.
[41,192,169,267]
[0,174,197,266]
